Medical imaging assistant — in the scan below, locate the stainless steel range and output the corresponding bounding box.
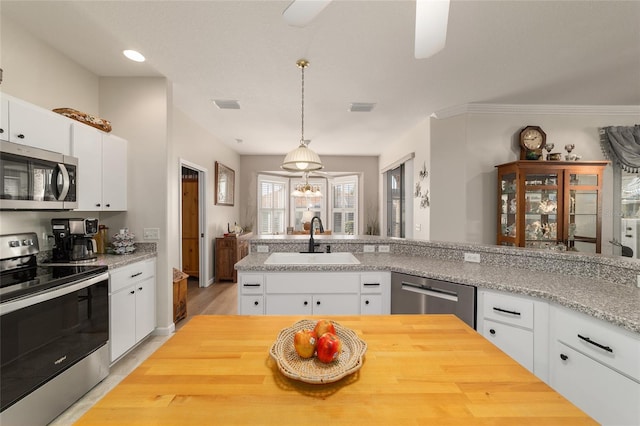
[0,232,110,426]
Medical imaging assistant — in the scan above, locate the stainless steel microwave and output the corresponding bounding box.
[0,140,78,210]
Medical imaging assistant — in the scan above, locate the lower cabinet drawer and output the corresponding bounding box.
[553,306,640,382]
[482,319,534,372]
[551,341,640,426]
[361,294,383,315]
[482,291,534,329]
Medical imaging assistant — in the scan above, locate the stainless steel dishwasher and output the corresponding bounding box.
[391,272,476,329]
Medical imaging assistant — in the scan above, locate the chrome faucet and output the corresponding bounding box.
[308,216,324,253]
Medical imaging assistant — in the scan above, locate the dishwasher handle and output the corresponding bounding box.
[401,282,459,302]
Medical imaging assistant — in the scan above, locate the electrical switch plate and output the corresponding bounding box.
[415,224,421,231]
[143,228,160,240]
[363,245,375,253]
[464,252,481,263]
[378,245,390,253]
[256,245,269,253]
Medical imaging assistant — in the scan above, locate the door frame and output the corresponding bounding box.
[179,159,209,288]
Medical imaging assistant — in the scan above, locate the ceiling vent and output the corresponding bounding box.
[213,99,240,110]
[349,102,376,112]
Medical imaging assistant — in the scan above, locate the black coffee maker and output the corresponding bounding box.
[51,218,99,263]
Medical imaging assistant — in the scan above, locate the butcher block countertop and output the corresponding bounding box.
[75,315,595,425]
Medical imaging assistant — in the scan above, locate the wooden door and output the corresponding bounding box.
[182,175,199,277]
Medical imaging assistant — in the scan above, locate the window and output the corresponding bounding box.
[331,176,358,235]
[257,175,288,235]
[386,164,405,237]
[291,178,326,231]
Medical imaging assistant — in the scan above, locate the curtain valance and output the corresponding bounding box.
[599,125,640,173]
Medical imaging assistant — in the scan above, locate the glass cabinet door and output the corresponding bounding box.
[567,172,600,253]
[523,171,560,249]
[499,171,517,246]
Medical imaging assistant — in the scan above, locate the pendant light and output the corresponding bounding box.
[292,172,323,197]
[281,59,323,172]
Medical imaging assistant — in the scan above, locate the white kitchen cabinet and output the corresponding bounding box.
[237,270,391,315]
[71,123,127,211]
[477,289,549,381]
[109,258,156,362]
[549,304,640,426]
[1,93,71,154]
[0,96,8,138]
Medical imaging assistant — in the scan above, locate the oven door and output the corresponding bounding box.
[0,272,109,413]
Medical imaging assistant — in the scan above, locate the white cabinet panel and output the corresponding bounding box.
[109,259,156,362]
[0,96,8,138]
[361,294,383,315]
[101,133,127,210]
[71,123,103,210]
[7,96,71,154]
[241,296,264,315]
[312,294,360,316]
[551,341,640,426]
[266,294,312,315]
[482,319,534,372]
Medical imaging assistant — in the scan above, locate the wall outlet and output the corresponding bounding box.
[637,274,640,288]
[378,245,390,253]
[464,252,481,263]
[415,223,421,231]
[363,245,376,253]
[143,228,160,240]
[256,245,269,253]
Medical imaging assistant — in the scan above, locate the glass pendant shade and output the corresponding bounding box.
[282,143,323,172]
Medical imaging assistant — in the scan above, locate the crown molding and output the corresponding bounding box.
[431,103,640,119]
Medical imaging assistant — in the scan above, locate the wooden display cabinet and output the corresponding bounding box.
[496,161,608,253]
[215,233,251,282]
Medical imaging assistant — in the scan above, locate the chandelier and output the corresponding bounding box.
[281,59,323,172]
[292,172,322,197]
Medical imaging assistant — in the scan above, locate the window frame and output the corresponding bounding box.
[257,174,289,235]
[330,175,359,235]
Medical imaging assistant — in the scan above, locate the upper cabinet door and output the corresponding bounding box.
[8,96,71,155]
[0,96,8,138]
[101,133,127,211]
[71,123,103,211]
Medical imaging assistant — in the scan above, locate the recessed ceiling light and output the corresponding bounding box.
[349,102,376,112]
[213,99,241,110]
[123,50,145,62]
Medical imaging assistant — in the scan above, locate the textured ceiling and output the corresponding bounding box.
[2,0,639,156]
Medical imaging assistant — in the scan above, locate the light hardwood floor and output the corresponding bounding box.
[49,279,237,425]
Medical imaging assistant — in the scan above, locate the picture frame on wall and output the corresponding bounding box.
[215,161,235,206]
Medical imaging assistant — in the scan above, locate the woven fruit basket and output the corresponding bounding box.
[269,319,367,384]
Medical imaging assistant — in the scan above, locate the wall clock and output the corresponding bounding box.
[519,126,546,160]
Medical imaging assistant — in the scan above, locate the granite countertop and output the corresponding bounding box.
[236,252,640,334]
[90,252,156,269]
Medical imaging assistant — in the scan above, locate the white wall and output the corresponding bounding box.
[379,118,431,240]
[171,107,240,284]
[431,110,639,254]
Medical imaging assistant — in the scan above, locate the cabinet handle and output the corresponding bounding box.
[130,290,135,295]
[0,128,4,133]
[316,300,321,306]
[577,334,613,353]
[254,301,259,306]
[303,301,308,306]
[365,300,370,305]
[560,353,568,361]
[492,307,521,316]
[489,328,496,335]
[138,287,143,291]
[17,133,25,139]
[105,204,111,208]
[95,203,101,207]
[131,272,143,278]
[363,283,380,287]
[243,283,260,287]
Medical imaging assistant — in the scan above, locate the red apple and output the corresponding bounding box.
[293,329,317,358]
[316,333,342,363]
[314,319,335,338]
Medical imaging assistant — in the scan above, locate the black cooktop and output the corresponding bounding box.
[0,264,108,303]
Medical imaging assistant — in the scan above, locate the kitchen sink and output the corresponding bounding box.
[264,252,361,265]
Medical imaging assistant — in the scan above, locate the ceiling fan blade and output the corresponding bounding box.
[414,0,450,59]
[283,0,332,27]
